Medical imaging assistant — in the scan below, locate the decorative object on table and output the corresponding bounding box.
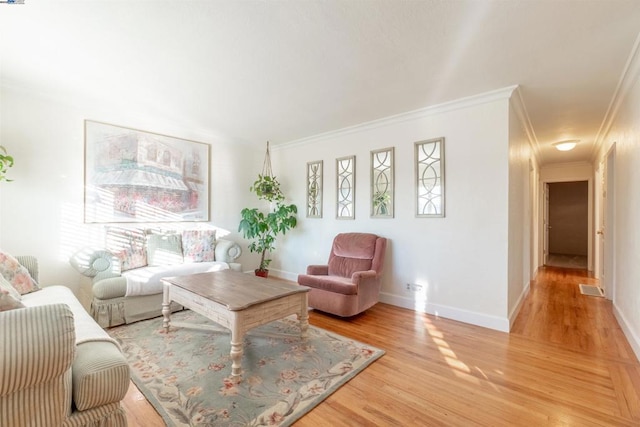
[370,147,394,218]
[0,145,14,183]
[108,309,384,427]
[297,232,387,317]
[84,120,210,223]
[336,155,355,219]
[306,160,323,218]
[238,142,297,277]
[415,137,445,217]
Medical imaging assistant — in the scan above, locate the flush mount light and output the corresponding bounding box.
[552,140,579,151]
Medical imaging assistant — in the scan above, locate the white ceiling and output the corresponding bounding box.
[2,0,640,165]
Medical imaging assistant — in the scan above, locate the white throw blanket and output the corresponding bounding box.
[22,285,119,346]
[123,261,229,297]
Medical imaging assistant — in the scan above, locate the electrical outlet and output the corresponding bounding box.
[406,283,423,292]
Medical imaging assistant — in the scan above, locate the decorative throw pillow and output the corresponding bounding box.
[0,289,25,311]
[146,233,184,266]
[105,227,148,271]
[182,229,216,263]
[0,250,39,295]
[0,274,21,300]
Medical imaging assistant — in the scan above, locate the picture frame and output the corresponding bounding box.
[371,147,394,218]
[306,160,323,218]
[84,120,210,223]
[336,155,355,219]
[415,137,445,217]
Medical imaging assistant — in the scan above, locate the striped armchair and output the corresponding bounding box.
[0,257,130,427]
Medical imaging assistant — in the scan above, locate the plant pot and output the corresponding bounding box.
[255,269,269,278]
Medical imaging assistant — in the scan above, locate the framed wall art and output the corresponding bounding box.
[371,147,394,218]
[336,155,355,219]
[84,120,210,223]
[415,137,445,217]
[306,160,323,218]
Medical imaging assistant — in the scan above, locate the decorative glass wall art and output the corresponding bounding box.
[306,160,323,218]
[336,155,355,219]
[84,120,210,223]
[371,147,394,218]
[415,137,445,217]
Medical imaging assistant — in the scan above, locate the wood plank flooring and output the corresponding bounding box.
[121,267,640,426]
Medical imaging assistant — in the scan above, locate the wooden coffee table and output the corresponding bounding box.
[161,270,310,380]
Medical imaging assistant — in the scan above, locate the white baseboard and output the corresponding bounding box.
[613,303,640,362]
[379,292,510,332]
[268,269,298,282]
[272,268,510,332]
[508,281,531,330]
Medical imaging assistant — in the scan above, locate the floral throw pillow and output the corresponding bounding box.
[0,250,39,295]
[0,289,25,312]
[0,274,22,300]
[182,229,216,263]
[105,227,148,272]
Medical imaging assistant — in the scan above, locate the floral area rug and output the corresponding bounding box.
[108,310,384,426]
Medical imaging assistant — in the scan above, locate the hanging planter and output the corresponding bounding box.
[250,142,284,202]
[239,142,298,277]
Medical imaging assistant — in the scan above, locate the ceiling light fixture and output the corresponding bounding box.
[552,140,579,152]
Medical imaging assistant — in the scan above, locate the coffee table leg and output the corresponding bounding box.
[230,321,243,380]
[299,293,309,339]
[162,282,171,332]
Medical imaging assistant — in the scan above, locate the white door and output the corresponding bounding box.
[597,160,606,288]
[543,183,549,265]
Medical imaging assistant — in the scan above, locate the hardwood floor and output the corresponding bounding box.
[122,267,640,426]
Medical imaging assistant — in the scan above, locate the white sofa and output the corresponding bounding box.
[1,256,129,427]
[70,228,242,327]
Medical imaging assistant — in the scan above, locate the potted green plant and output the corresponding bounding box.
[0,146,14,182]
[238,174,297,277]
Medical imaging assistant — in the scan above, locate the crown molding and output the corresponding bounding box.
[509,85,541,165]
[591,31,640,162]
[276,85,519,150]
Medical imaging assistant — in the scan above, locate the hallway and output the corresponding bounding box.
[512,266,640,421]
[512,266,635,359]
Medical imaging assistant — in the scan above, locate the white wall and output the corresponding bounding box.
[272,92,513,331]
[0,85,257,296]
[507,99,535,327]
[595,50,640,360]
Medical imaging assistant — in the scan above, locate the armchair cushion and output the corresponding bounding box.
[306,265,328,275]
[298,275,357,295]
[328,233,378,277]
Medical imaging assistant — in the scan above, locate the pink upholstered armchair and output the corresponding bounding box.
[297,232,387,317]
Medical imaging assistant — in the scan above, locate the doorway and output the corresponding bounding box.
[545,181,589,269]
